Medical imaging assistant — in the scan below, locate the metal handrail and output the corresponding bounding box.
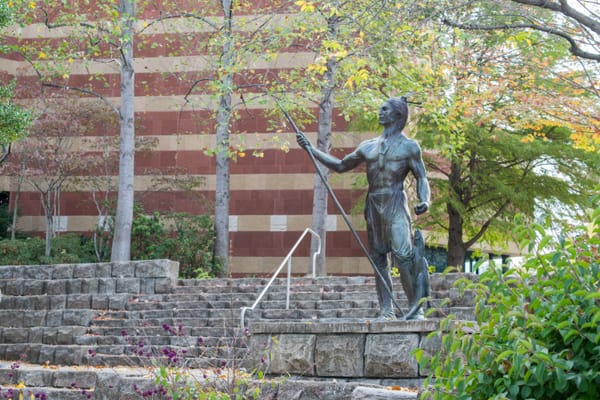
[240,228,321,328]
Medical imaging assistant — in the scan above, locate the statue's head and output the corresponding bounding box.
[379,96,409,130]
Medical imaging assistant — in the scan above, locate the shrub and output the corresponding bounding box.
[0,237,45,265]
[0,234,98,265]
[419,200,600,399]
[129,204,221,279]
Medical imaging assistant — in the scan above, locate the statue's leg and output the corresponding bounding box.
[371,252,395,320]
[394,253,416,309]
[390,211,418,317]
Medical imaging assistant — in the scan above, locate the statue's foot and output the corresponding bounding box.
[376,310,397,321]
[402,308,425,321]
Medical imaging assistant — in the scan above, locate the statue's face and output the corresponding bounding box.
[378,101,395,125]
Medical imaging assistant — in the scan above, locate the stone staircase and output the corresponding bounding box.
[0,260,478,399]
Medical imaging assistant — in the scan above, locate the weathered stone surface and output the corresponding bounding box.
[23,280,45,295]
[46,280,67,295]
[95,263,112,278]
[154,277,174,293]
[4,280,23,296]
[269,334,315,376]
[315,334,364,377]
[54,346,84,365]
[73,264,97,278]
[275,379,355,400]
[52,264,74,279]
[0,266,14,279]
[49,294,66,309]
[0,310,24,327]
[97,278,116,294]
[135,259,179,280]
[52,369,97,388]
[81,278,99,294]
[108,294,129,310]
[66,294,92,309]
[66,279,82,294]
[62,310,96,326]
[351,386,417,399]
[112,262,135,278]
[3,328,29,343]
[23,311,47,328]
[45,310,63,327]
[116,278,140,294]
[23,265,51,280]
[18,369,52,386]
[364,334,419,378]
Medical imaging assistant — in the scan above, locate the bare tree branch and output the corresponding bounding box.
[443,18,600,61]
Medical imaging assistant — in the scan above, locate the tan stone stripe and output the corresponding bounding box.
[228,256,376,276]
[2,172,363,192]
[22,132,371,153]
[9,14,300,39]
[11,93,311,113]
[3,51,315,76]
[16,214,360,233]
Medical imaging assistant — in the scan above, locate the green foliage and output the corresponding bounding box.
[420,197,600,399]
[0,80,33,146]
[0,237,45,265]
[0,201,10,240]
[0,234,97,265]
[129,203,221,279]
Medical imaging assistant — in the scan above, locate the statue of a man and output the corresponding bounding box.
[296,96,431,320]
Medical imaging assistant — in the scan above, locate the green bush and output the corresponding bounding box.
[129,204,221,279]
[0,203,219,278]
[419,201,600,399]
[0,237,45,265]
[0,234,97,265]
[0,203,10,240]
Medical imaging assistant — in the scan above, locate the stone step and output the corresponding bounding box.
[0,386,92,400]
[0,361,420,399]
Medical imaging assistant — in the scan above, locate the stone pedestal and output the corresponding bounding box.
[248,319,440,380]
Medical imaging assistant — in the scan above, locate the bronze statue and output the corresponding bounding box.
[296,97,431,320]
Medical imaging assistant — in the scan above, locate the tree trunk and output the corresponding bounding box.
[111,0,136,262]
[214,95,231,275]
[446,201,467,269]
[213,0,234,275]
[446,159,468,268]
[311,66,336,276]
[310,16,340,277]
[42,192,53,257]
[10,170,24,240]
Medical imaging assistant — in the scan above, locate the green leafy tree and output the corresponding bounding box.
[0,0,33,162]
[389,22,600,267]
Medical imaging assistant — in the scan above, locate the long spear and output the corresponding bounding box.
[276,101,404,317]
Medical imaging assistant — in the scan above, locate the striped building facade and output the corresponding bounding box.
[0,1,480,275]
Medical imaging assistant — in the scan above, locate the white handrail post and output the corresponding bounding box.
[239,227,322,329]
[286,256,292,310]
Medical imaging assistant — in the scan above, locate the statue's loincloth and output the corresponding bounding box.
[365,190,412,256]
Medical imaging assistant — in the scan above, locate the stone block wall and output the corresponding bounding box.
[0,259,179,299]
[248,319,441,383]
